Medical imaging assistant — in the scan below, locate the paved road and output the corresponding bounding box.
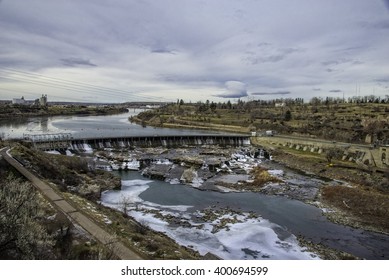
[0,147,143,260]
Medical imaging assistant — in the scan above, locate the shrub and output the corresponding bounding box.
[0,176,54,259]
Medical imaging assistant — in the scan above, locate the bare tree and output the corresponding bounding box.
[325,147,344,164]
[119,195,133,216]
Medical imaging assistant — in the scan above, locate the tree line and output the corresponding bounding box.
[176,94,389,109]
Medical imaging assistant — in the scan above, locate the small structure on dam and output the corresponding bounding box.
[23,133,73,150]
[23,133,251,151]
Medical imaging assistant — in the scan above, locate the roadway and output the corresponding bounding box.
[0,147,143,260]
[269,134,374,150]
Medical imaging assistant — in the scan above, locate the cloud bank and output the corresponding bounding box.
[1,0,389,102]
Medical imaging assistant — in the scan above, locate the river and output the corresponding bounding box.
[1,111,389,259]
[0,109,237,140]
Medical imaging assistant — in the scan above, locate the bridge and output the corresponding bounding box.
[23,133,251,151]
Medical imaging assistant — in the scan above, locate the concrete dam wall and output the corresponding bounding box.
[27,134,251,151]
[254,135,389,170]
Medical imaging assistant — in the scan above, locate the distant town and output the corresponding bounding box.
[0,94,168,109]
[11,94,47,106]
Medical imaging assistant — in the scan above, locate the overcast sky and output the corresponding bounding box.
[1,0,389,103]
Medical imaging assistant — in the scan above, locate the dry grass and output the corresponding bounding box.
[250,166,282,187]
[321,186,389,232]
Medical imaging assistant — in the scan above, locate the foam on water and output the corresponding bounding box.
[82,143,93,153]
[155,159,173,165]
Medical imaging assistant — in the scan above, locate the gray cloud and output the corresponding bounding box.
[322,60,341,66]
[361,19,389,29]
[151,49,175,55]
[251,91,291,96]
[375,77,389,83]
[0,0,389,102]
[61,58,97,67]
[373,21,389,29]
[215,81,248,98]
[384,0,389,10]
[313,88,321,91]
[322,58,362,67]
[244,46,302,65]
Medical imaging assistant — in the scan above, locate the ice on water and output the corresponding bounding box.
[101,178,319,260]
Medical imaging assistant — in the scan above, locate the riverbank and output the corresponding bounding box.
[0,103,128,120]
[130,114,250,134]
[6,140,389,259]
[3,144,201,259]
[130,109,389,236]
[251,137,389,235]
[89,144,389,259]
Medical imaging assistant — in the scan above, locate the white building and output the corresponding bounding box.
[275,102,286,107]
[12,96,26,105]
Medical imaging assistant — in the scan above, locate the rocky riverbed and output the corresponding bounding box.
[87,145,337,204]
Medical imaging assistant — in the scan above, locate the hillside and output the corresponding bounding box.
[133,98,389,144]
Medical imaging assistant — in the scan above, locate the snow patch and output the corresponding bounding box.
[268,169,284,176]
[45,150,61,155]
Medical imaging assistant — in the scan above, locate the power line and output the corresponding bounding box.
[0,67,136,98]
[1,76,121,98]
[0,67,171,102]
[0,69,163,102]
[0,86,91,103]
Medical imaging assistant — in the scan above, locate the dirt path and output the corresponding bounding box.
[1,147,142,260]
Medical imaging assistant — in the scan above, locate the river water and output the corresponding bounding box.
[1,111,389,259]
[0,109,236,140]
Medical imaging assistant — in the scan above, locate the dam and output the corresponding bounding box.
[22,133,251,151]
